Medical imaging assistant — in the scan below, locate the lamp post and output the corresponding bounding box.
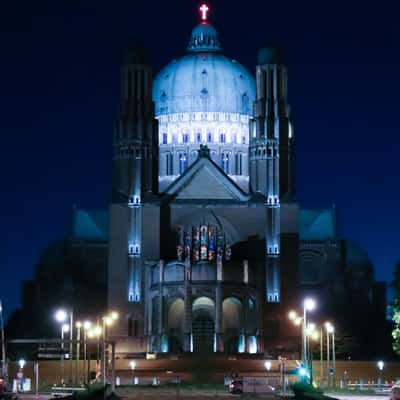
[83,321,91,384]
[303,298,316,370]
[76,322,82,383]
[130,361,136,385]
[288,311,303,360]
[60,324,69,383]
[18,359,25,392]
[306,327,319,386]
[320,327,323,385]
[325,322,334,387]
[101,312,118,385]
[377,360,384,387]
[55,308,74,383]
[0,300,7,383]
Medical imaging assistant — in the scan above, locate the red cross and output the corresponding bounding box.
[199,3,209,21]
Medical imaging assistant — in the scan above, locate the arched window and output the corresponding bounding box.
[182,132,189,143]
[166,153,173,176]
[207,131,213,142]
[235,153,243,175]
[196,132,202,143]
[179,153,188,174]
[219,132,226,143]
[221,152,230,174]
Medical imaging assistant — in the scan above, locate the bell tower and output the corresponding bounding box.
[250,47,295,303]
[108,47,159,352]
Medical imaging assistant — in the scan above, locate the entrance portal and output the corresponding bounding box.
[192,314,214,352]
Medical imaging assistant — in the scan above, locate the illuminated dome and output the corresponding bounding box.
[153,21,256,192]
[153,23,255,116]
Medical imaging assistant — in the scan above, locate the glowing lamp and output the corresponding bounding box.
[110,311,119,320]
[62,324,70,333]
[83,321,92,331]
[76,321,82,329]
[264,361,272,371]
[377,361,384,371]
[299,367,307,377]
[288,310,297,320]
[55,309,67,323]
[325,322,334,333]
[19,359,26,369]
[304,298,316,311]
[311,331,319,341]
[93,325,102,337]
[130,361,136,370]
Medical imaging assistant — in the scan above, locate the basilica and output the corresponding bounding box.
[105,4,386,356]
[7,4,388,360]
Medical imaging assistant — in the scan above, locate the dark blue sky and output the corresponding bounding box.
[1,0,399,319]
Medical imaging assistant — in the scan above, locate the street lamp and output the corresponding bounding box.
[18,359,25,392]
[306,327,319,385]
[130,361,136,385]
[76,322,82,382]
[101,311,118,385]
[377,360,384,387]
[0,300,7,384]
[325,322,335,387]
[83,321,92,384]
[303,298,316,370]
[264,361,272,372]
[54,308,74,382]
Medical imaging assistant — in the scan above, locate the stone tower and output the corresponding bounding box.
[108,48,160,351]
[249,47,295,303]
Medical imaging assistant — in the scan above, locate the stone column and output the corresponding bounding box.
[158,260,164,351]
[215,276,224,352]
[183,260,192,352]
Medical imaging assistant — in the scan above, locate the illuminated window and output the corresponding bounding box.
[179,153,188,174]
[221,152,230,174]
[162,133,168,144]
[166,153,173,176]
[235,153,243,175]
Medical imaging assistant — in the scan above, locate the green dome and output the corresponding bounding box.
[258,47,283,65]
[344,240,372,268]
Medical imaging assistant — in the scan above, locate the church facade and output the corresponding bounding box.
[108,7,300,355]
[105,4,388,357]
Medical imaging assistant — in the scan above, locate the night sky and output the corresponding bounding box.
[1,0,399,319]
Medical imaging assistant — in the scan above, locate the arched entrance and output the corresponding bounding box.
[222,297,242,353]
[167,298,184,353]
[192,297,215,353]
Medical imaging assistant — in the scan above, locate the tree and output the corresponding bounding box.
[391,261,400,355]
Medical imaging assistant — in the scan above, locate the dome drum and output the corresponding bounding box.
[152,22,256,192]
